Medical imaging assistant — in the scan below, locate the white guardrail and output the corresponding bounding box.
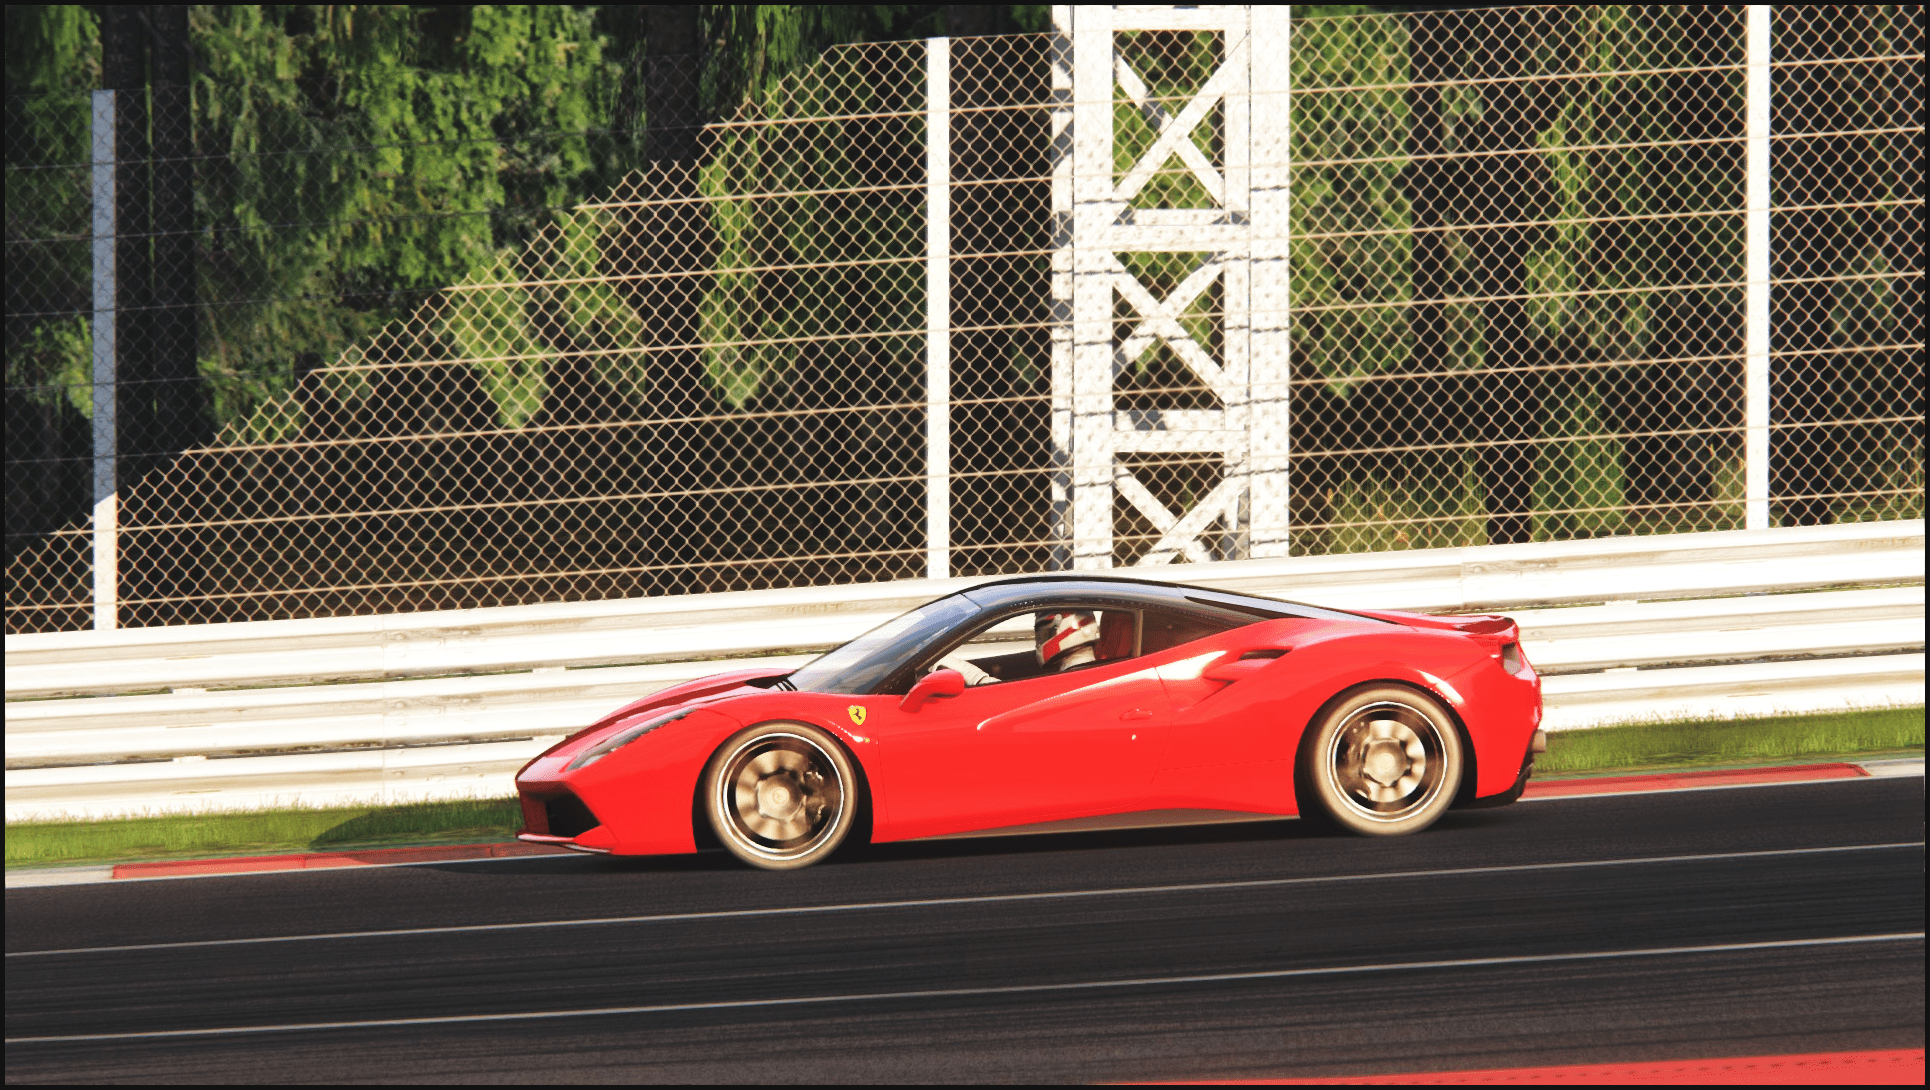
[6,520,1923,821]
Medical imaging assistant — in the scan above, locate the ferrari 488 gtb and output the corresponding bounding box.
[516,575,1546,869]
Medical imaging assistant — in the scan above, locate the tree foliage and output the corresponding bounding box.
[6,5,1047,438]
[1290,7,1414,396]
[5,6,103,416]
[188,5,623,428]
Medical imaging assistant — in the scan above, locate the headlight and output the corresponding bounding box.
[566,709,691,772]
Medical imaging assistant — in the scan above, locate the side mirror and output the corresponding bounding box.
[900,667,965,713]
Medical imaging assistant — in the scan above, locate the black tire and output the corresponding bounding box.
[1299,685,1464,837]
[704,722,860,870]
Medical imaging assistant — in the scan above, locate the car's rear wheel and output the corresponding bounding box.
[1301,685,1463,837]
[704,722,859,870]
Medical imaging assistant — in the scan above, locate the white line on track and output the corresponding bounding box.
[7,841,1920,960]
[7,931,1921,1044]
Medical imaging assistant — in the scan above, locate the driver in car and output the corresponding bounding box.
[1033,610,1100,671]
[931,609,1101,686]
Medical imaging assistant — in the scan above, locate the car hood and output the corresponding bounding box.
[533,666,793,762]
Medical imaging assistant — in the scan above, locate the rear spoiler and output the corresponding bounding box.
[1349,608,1519,643]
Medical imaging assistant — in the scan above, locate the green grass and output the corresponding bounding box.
[1538,705,1923,777]
[6,706,1922,869]
[5,796,520,869]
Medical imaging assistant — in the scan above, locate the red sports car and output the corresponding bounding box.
[515,575,1546,869]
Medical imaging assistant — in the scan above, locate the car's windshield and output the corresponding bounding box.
[787,594,979,695]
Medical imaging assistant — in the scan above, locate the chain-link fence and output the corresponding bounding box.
[6,6,1923,633]
[1286,4,1920,558]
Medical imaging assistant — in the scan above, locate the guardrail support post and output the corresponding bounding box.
[1743,5,1772,531]
[926,36,952,581]
[90,89,120,631]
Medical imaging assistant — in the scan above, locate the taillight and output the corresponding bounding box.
[1501,642,1525,674]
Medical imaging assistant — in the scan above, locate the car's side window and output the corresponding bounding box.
[929,613,1031,685]
[927,607,1138,685]
[1140,609,1239,655]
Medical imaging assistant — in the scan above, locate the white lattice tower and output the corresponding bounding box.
[1050,5,1291,570]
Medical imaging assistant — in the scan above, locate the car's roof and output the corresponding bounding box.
[954,573,1374,624]
[785,572,1384,696]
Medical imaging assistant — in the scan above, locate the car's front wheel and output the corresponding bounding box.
[1300,685,1464,836]
[704,722,860,869]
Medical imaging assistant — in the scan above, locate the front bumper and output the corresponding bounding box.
[517,831,612,854]
[516,788,616,852]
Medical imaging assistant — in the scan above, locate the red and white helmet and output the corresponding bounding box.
[1035,611,1100,669]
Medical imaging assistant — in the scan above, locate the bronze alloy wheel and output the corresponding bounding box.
[1303,685,1464,837]
[705,722,860,869]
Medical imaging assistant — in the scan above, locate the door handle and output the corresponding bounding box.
[1119,708,1154,721]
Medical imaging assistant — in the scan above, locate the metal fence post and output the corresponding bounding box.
[1744,5,1772,530]
[1048,10,1075,571]
[90,89,119,631]
[1067,4,1115,570]
[926,36,952,581]
[1250,6,1293,557]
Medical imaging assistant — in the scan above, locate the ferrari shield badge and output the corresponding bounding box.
[847,705,867,727]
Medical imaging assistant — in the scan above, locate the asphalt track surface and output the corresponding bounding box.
[6,777,1924,1083]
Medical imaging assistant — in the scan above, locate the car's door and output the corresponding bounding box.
[865,607,1170,840]
[1149,610,1305,811]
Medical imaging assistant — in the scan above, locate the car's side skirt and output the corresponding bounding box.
[902,808,1294,842]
